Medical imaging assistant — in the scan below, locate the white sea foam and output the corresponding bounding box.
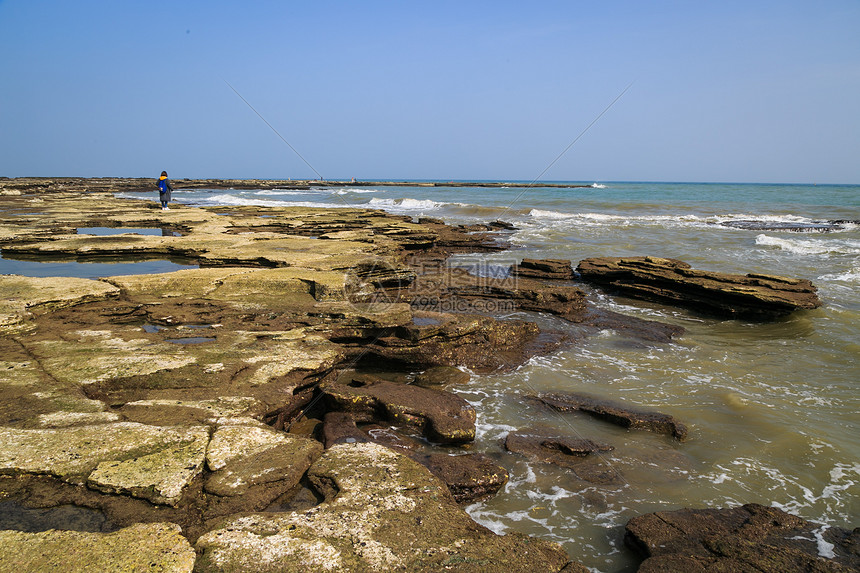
[527,209,709,229]
[590,183,607,189]
[755,234,860,256]
[330,187,379,194]
[254,190,318,196]
[818,266,860,282]
[368,197,444,210]
[200,195,344,209]
[814,526,837,558]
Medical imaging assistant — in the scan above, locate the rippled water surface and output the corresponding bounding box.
[121,181,858,571]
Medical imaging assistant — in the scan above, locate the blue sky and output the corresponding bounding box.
[1,1,858,183]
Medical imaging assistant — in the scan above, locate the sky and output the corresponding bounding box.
[1,1,859,184]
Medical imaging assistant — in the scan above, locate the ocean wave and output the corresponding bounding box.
[525,209,859,235]
[254,190,318,196]
[368,197,445,210]
[197,195,347,209]
[591,183,607,189]
[331,187,380,194]
[818,266,860,283]
[755,234,860,256]
[527,209,707,228]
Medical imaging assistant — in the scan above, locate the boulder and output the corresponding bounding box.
[576,256,821,319]
[625,504,860,572]
[196,442,577,572]
[320,376,476,443]
[0,522,195,572]
[533,393,688,441]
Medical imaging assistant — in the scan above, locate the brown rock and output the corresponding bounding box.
[320,413,507,503]
[511,258,576,280]
[410,452,509,504]
[504,431,621,484]
[320,376,476,443]
[412,365,471,387]
[577,256,821,319]
[534,392,688,441]
[321,411,370,448]
[408,267,587,320]
[625,504,860,572]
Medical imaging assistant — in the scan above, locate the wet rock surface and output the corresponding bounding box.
[533,392,689,441]
[625,504,860,573]
[577,256,822,319]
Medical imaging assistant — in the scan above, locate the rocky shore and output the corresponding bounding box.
[0,178,853,572]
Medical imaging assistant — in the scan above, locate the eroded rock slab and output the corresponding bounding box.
[321,376,476,443]
[411,452,509,504]
[321,412,507,503]
[0,275,119,332]
[0,422,209,484]
[511,258,576,280]
[0,522,195,572]
[196,442,577,572]
[204,424,323,497]
[625,504,860,572]
[534,393,689,441]
[87,428,209,506]
[577,256,821,319]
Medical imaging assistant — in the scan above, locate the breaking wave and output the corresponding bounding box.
[755,234,860,256]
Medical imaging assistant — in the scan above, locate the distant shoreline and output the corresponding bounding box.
[0,177,593,191]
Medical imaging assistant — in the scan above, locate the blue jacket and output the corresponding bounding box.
[157,177,173,200]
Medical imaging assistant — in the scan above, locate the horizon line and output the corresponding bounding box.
[2,175,858,187]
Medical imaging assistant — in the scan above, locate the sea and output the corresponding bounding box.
[118,181,857,571]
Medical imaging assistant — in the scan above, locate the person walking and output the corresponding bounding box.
[156,171,173,210]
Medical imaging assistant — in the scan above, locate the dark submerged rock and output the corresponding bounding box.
[625,504,860,573]
[577,256,821,319]
[534,392,689,441]
[504,431,621,485]
[412,365,471,388]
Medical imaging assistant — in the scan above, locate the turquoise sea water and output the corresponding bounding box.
[121,181,858,571]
